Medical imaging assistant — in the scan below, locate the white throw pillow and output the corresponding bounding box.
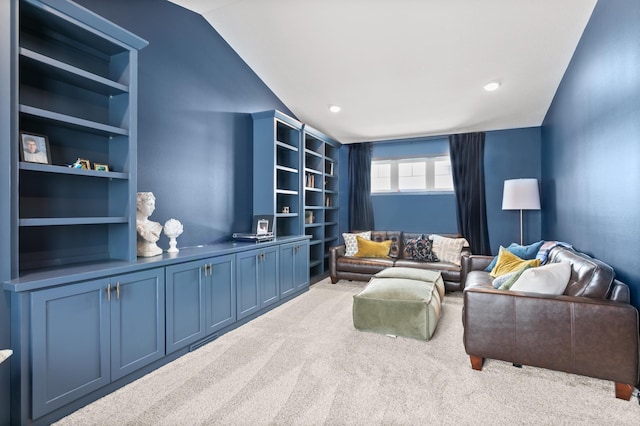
[509,261,571,295]
[342,231,371,256]
[429,234,466,266]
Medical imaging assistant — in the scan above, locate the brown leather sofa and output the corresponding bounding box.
[463,245,639,399]
[329,231,471,292]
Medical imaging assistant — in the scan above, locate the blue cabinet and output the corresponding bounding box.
[30,269,164,419]
[252,111,341,282]
[205,254,236,335]
[165,260,206,353]
[280,241,310,297]
[236,246,279,320]
[14,0,147,273]
[165,254,235,354]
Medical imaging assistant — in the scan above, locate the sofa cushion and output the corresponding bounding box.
[386,231,403,258]
[485,240,544,272]
[430,234,466,266]
[492,266,527,289]
[490,246,540,278]
[393,259,461,283]
[546,247,614,299]
[343,231,371,256]
[509,262,571,295]
[497,265,532,290]
[403,234,439,262]
[354,236,391,258]
[336,255,395,274]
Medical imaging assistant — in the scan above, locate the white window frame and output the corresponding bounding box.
[371,155,454,194]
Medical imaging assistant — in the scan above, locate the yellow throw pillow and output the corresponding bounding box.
[490,246,540,278]
[354,236,392,258]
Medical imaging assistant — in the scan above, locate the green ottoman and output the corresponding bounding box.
[352,268,445,341]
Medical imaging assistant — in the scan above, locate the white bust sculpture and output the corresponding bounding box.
[136,192,163,257]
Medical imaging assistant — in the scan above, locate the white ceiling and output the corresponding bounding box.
[168,0,597,143]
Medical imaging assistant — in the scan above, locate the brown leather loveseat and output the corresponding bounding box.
[463,245,639,399]
[329,231,471,292]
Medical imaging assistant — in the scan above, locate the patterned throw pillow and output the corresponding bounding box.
[342,231,371,256]
[403,234,439,262]
[429,234,466,266]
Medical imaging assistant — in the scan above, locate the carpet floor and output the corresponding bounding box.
[56,279,639,425]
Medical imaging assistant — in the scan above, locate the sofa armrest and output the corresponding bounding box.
[463,287,640,387]
[467,254,494,272]
[329,245,346,283]
[459,249,472,290]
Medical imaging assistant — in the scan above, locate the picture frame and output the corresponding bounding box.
[77,158,91,170]
[251,214,274,235]
[94,163,109,172]
[19,132,51,164]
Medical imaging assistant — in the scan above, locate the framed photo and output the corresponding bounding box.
[94,163,109,172]
[252,214,274,235]
[19,132,51,164]
[77,158,91,170]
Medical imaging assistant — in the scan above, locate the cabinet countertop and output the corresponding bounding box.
[4,235,311,293]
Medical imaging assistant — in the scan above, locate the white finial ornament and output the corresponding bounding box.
[163,218,184,253]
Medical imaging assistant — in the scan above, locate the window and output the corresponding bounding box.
[371,155,454,193]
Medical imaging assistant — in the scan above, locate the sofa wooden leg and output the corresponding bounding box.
[615,382,633,400]
[331,277,338,284]
[469,355,484,371]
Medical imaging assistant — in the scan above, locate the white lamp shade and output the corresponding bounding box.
[502,178,540,210]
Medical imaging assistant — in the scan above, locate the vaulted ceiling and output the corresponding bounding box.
[168,0,597,143]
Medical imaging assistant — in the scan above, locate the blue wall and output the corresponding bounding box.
[541,0,640,308]
[370,137,458,234]
[484,127,542,254]
[369,128,541,253]
[75,0,293,248]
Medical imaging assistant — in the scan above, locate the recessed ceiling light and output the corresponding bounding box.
[329,105,341,113]
[483,81,501,92]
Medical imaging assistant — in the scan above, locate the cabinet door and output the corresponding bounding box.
[110,269,165,381]
[31,279,110,419]
[236,250,260,320]
[165,260,206,354]
[205,254,236,334]
[294,242,310,291]
[260,246,280,308]
[279,243,297,297]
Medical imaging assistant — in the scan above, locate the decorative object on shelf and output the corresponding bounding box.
[305,211,314,224]
[72,158,91,170]
[282,206,289,213]
[163,218,183,253]
[306,173,315,188]
[19,131,50,164]
[252,214,274,235]
[0,349,12,364]
[93,163,109,171]
[325,196,332,207]
[136,192,163,257]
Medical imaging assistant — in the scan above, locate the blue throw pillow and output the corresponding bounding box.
[484,240,544,272]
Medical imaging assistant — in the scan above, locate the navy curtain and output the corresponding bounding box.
[348,143,375,231]
[449,133,491,255]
